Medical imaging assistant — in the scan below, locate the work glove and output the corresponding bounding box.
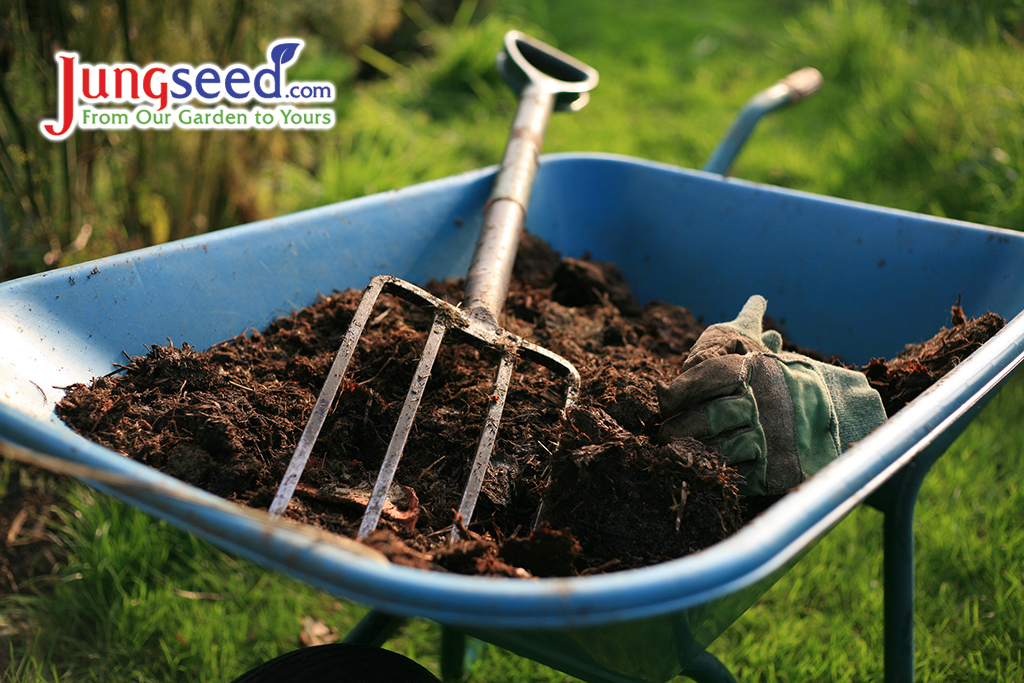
[657,295,886,496]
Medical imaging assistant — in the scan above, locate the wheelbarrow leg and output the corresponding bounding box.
[672,610,738,682]
[343,608,407,647]
[343,610,473,681]
[679,650,739,683]
[882,458,928,683]
[440,627,467,682]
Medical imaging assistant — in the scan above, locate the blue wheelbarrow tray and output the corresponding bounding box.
[3,153,1024,683]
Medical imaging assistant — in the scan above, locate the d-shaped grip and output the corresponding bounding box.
[497,30,600,112]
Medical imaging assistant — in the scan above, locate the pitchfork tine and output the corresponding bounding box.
[449,347,516,542]
[358,314,447,538]
[268,277,388,518]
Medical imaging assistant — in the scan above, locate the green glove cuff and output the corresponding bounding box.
[660,295,888,496]
[798,355,887,452]
[773,356,841,480]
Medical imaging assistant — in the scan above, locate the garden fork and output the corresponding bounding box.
[269,31,597,542]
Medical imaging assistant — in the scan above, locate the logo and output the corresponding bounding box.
[41,39,335,140]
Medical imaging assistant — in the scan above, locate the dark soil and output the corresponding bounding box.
[54,235,1004,577]
[863,299,1005,415]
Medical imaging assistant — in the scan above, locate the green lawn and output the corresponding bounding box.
[712,369,1024,682]
[2,0,1023,681]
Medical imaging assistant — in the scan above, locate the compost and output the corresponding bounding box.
[55,235,1003,577]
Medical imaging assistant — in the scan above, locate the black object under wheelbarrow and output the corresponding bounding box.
[2,48,1024,683]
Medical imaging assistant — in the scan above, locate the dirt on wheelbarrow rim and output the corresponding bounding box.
[54,234,1004,578]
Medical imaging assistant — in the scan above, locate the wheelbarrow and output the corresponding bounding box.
[3,76,1024,683]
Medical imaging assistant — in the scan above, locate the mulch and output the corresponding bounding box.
[51,234,1003,577]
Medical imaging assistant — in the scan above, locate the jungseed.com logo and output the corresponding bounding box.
[41,39,334,141]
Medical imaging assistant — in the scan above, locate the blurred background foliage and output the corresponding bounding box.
[3,1,1024,681]
[2,0,1024,282]
[0,0,482,280]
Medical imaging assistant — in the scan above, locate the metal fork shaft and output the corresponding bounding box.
[463,83,554,323]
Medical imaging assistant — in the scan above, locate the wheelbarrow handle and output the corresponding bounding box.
[462,32,598,324]
[702,66,822,176]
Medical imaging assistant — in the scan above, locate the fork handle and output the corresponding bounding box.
[462,31,598,324]
[462,82,554,324]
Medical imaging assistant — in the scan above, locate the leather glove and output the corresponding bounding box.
[657,295,886,496]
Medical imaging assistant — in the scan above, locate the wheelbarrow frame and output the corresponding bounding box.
[2,153,1024,682]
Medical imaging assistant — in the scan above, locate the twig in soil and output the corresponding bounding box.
[673,481,689,532]
[414,455,446,484]
[362,355,395,386]
[580,559,622,575]
[103,364,131,377]
[452,511,479,541]
[423,526,456,540]
[2,565,17,592]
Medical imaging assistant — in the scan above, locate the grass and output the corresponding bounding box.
[3,0,1024,680]
[711,369,1024,682]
